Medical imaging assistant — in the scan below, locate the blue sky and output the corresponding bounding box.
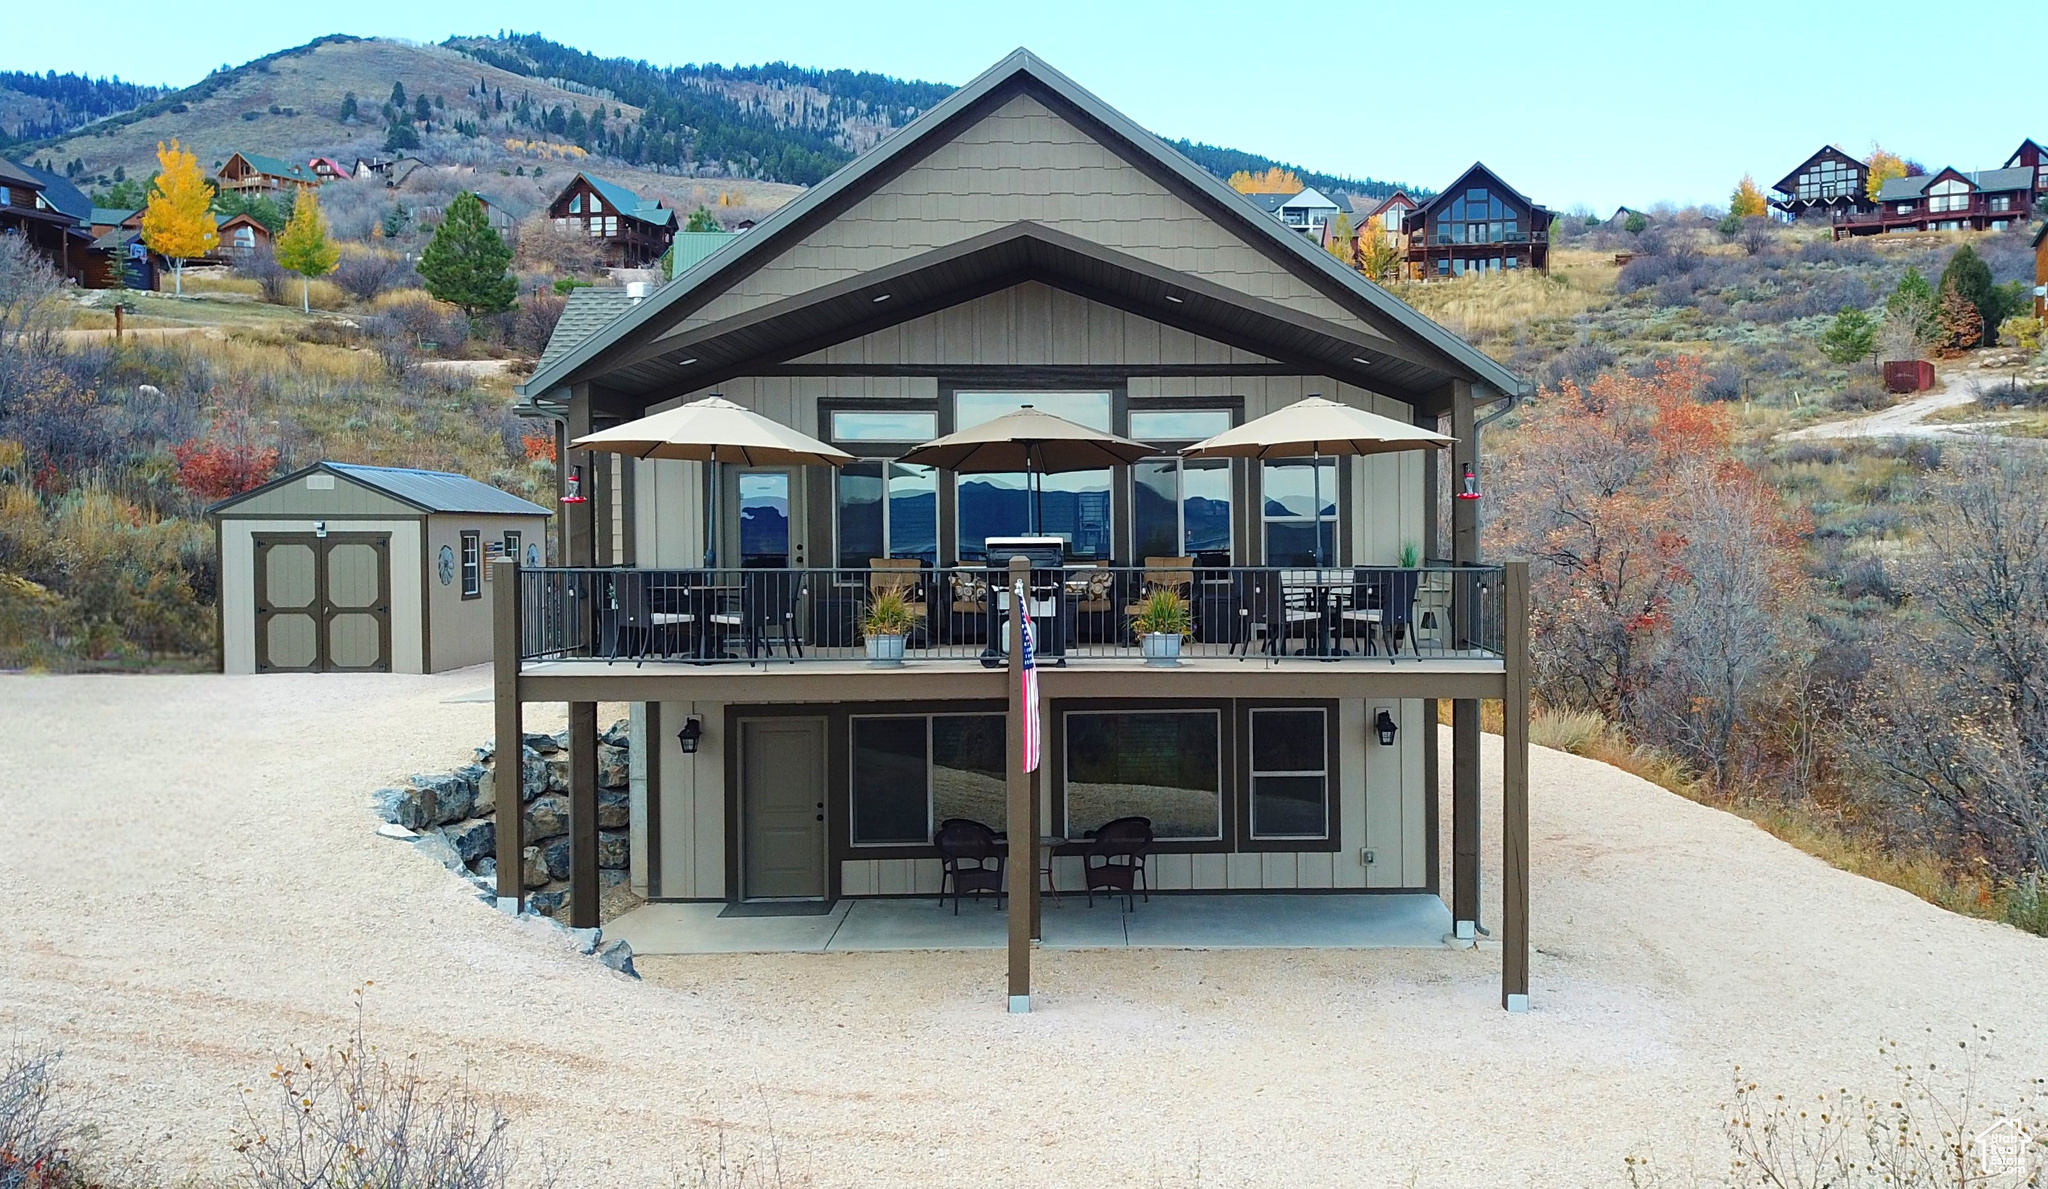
[10,0,2044,210]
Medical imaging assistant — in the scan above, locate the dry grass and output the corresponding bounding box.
[180,272,263,297]
[1391,248,1618,344]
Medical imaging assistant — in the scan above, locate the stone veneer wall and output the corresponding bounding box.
[372,719,635,919]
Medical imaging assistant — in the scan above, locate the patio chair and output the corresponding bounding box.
[1078,816,1153,911]
[1356,568,1421,658]
[943,567,990,644]
[867,558,930,647]
[598,573,651,662]
[709,569,805,661]
[934,818,1005,914]
[1235,570,1319,657]
[1065,562,1117,643]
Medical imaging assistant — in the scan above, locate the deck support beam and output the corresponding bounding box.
[492,558,524,913]
[1449,378,1482,936]
[1004,556,1035,1013]
[1501,561,1531,1012]
[568,701,600,930]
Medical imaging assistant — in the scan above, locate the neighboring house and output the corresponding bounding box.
[351,155,427,187]
[1769,145,1869,219]
[209,462,551,674]
[2006,139,2048,195]
[0,156,98,285]
[1402,163,1553,277]
[1246,187,1343,238]
[1837,162,2040,238]
[1607,205,1649,227]
[546,172,677,267]
[2033,221,2047,319]
[216,151,320,197]
[474,194,529,232]
[213,212,273,259]
[1325,192,1416,258]
[507,50,1535,1011]
[308,157,352,182]
[664,229,737,278]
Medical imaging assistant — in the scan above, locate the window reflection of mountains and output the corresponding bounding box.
[957,480,1113,557]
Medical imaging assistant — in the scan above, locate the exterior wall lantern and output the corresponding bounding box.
[1374,709,1399,747]
[1456,462,1481,501]
[676,716,703,754]
[561,465,588,504]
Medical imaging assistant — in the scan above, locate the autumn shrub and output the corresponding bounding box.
[331,249,417,303]
[1838,378,1893,411]
[508,291,567,356]
[0,1044,82,1189]
[235,246,294,304]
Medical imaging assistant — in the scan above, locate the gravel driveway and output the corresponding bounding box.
[2,672,2044,1187]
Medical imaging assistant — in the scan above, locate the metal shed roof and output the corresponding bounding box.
[210,462,550,517]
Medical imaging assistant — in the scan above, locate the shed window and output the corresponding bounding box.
[1248,708,1329,839]
[460,531,481,598]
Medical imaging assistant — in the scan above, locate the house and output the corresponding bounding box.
[1835,161,2041,238]
[473,193,529,233]
[2005,138,2048,194]
[351,156,427,187]
[1402,162,1553,277]
[2033,222,2046,319]
[545,172,677,267]
[1246,187,1343,238]
[0,156,98,285]
[1769,145,1869,219]
[664,229,738,278]
[308,157,352,182]
[216,151,320,197]
[504,50,1535,1012]
[209,462,551,674]
[213,212,272,259]
[1606,205,1649,228]
[1358,191,1417,238]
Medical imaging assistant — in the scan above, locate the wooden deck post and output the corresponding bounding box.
[1005,556,1034,1013]
[492,557,524,913]
[1449,378,1482,938]
[1501,561,1531,1012]
[568,701,600,930]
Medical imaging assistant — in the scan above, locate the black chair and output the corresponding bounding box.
[1078,816,1153,911]
[1377,569,1421,658]
[598,573,650,662]
[644,571,698,659]
[934,818,1005,914]
[708,570,805,661]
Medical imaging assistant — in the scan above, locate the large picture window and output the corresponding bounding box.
[850,713,1005,846]
[1262,459,1337,565]
[1063,710,1222,840]
[1248,708,1329,839]
[1131,409,1234,560]
[953,392,1114,561]
[830,409,940,567]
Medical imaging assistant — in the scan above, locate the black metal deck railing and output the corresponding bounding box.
[514,562,1506,666]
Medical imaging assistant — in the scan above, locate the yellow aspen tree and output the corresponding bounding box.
[1356,214,1403,282]
[274,187,340,312]
[1729,174,1768,218]
[139,139,217,295]
[1327,212,1357,266]
[1865,146,1907,201]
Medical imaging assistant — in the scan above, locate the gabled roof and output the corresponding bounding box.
[18,164,90,222]
[1358,191,1415,217]
[517,49,1523,408]
[2006,139,2046,168]
[1771,144,1865,196]
[1411,162,1549,220]
[224,152,316,183]
[216,212,271,234]
[1877,166,2035,202]
[91,207,137,227]
[209,461,550,517]
[0,155,44,188]
[568,173,677,228]
[667,230,737,276]
[91,227,139,250]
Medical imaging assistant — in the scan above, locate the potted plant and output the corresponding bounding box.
[863,587,916,666]
[1132,587,1192,666]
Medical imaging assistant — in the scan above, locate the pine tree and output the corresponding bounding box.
[139,139,217,296]
[1938,244,1997,348]
[418,192,516,317]
[684,207,720,232]
[1818,308,1877,368]
[390,81,407,109]
[275,188,340,312]
[339,91,358,123]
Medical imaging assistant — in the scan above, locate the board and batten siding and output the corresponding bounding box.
[646,697,1427,900]
[660,93,1390,347]
[422,513,550,671]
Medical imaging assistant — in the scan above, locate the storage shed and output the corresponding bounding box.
[211,462,551,674]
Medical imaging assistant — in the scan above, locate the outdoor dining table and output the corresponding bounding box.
[992,833,1069,899]
[1281,568,1356,657]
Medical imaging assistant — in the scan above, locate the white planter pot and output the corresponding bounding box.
[865,633,907,666]
[1140,632,1184,666]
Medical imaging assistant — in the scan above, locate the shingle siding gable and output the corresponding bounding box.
[663,94,1385,346]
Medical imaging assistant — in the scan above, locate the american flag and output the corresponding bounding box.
[1018,581,1041,773]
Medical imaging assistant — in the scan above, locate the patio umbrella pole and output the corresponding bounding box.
[1313,445,1324,568]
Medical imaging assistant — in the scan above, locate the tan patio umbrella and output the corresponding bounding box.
[1181,395,1452,566]
[897,405,1154,535]
[570,395,855,565]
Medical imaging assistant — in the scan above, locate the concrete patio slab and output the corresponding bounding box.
[607,893,1451,955]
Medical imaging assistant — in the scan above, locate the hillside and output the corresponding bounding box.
[27,36,799,210]
[1169,139,1423,206]
[0,70,165,149]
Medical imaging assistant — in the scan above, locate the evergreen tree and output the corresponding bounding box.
[339,91,358,123]
[414,94,432,124]
[684,207,720,232]
[1818,308,1877,368]
[275,188,339,312]
[384,122,420,152]
[418,192,516,317]
[381,202,412,237]
[390,81,407,109]
[1937,245,1997,349]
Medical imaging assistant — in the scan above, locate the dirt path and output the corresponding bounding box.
[1778,370,2014,441]
[2,673,2045,1187]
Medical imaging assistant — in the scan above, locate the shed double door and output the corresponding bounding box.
[253,533,392,672]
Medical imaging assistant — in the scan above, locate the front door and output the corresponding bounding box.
[253,533,392,673]
[740,717,828,899]
[727,468,806,569]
